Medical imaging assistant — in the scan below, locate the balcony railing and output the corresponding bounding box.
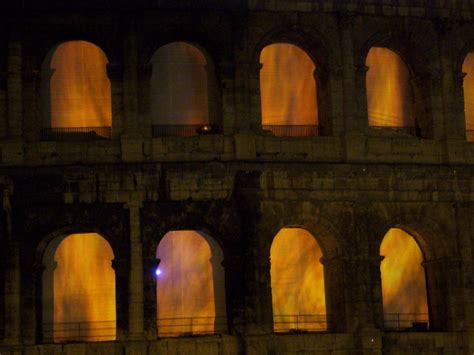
[157,316,228,337]
[384,313,429,332]
[42,320,116,343]
[273,314,330,333]
[370,125,419,136]
[263,125,320,137]
[41,127,112,141]
[152,125,216,137]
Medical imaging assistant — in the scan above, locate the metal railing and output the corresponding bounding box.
[157,316,228,337]
[370,125,419,136]
[152,125,204,137]
[383,313,429,332]
[262,125,320,137]
[41,127,112,141]
[43,320,116,343]
[273,314,330,333]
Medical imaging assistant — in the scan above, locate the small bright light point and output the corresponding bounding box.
[155,268,162,276]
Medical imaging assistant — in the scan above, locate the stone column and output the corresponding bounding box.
[112,257,129,341]
[122,25,140,138]
[125,201,145,339]
[7,33,23,138]
[3,188,21,344]
[0,71,7,138]
[218,61,235,135]
[143,256,159,338]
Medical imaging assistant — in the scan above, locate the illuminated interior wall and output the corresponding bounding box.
[151,42,209,126]
[49,233,116,342]
[47,40,112,129]
[366,47,414,127]
[260,43,318,127]
[462,52,474,140]
[270,228,326,332]
[380,228,429,320]
[156,231,226,336]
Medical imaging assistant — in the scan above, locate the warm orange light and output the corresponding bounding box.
[156,231,224,336]
[260,43,318,127]
[366,47,414,127]
[53,233,116,342]
[151,42,209,126]
[49,41,111,130]
[380,228,428,316]
[270,228,326,332]
[463,52,474,141]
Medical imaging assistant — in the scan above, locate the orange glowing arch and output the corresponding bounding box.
[42,233,116,343]
[366,47,414,128]
[260,43,318,136]
[380,228,429,330]
[270,227,326,332]
[462,52,474,141]
[155,230,227,337]
[43,41,112,131]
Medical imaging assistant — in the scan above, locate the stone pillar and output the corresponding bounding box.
[107,63,124,139]
[122,24,140,138]
[3,189,21,344]
[111,257,129,341]
[209,255,227,333]
[125,201,145,339]
[218,61,235,135]
[7,33,23,138]
[0,71,7,138]
[143,256,158,338]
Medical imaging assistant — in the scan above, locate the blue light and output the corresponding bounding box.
[155,268,162,276]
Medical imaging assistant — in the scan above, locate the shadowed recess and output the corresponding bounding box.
[151,42,209,126]
[270,228,326,332]
[48,41,111,129]
[260,43,318,127]
[53,233,116,342]
[380,228,428,319]
[156,231,226,336]
[366,47,414,127]
[463,52,474,140]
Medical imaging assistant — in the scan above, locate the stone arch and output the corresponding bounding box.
[357,30,436,138]
[258,208,348,332]
[39,40,112,138]
[155,230,227,336]
[40,229,117,343]
[370,211,457,331]
[146,41,221,136]
[250,27,335,135]
[270,227,327,332]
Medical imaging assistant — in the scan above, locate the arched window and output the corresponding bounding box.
[366,47,415,133]
[270,228,327,332]
[42,40,112,140]
[42,233,116,343]
[380,228,429,331]
[260,43,319,137]
[156,231,226,336]
[462,52,474,141]
[150,42,211,137]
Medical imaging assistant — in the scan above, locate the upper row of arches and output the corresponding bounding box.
[32,39,474,140]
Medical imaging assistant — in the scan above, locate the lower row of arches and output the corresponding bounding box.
[41,227,429,343]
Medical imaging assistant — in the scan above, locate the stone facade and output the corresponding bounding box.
[0,0,474,354]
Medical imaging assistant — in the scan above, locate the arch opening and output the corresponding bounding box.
[270,227,327,332]
[260,43,319,137]
[380,227,429,331]
[41,40,112,140]
[462,52,474,141]
[150,42,211,137]
[42,233,116,343]
[155,230,227,337]
[366,47,416,134]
